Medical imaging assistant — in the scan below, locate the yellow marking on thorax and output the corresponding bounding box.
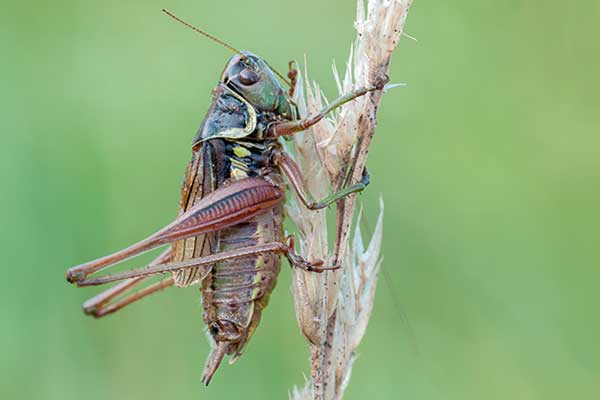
[230,157,250,179]
[233,145,251,158]
[230,157,248,169]
[231,167,248,179]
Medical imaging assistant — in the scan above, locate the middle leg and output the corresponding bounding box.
[274,151,369,210]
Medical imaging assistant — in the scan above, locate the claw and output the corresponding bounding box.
[308,262,340,273]
[282,235,338,273]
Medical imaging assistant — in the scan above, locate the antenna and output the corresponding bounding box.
[162,9,247,61]
[266,61,292,88]
[162,9,291,88]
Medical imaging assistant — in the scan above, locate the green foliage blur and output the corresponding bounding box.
[2,1,599,399]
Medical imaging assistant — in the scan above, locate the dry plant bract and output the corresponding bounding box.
[287,1,414,399]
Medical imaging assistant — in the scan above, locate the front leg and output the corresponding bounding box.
[288,60,299,98]
[267,79,387,138]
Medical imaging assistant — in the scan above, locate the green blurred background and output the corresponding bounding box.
[2,1,599,399]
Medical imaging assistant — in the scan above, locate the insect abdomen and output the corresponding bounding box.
[202,202,283,353]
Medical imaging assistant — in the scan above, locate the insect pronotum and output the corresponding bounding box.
[66,9,385,385]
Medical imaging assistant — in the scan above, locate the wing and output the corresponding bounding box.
[174,83,259,286]
[171,141,222,287]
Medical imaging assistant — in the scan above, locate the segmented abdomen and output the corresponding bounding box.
[201,202,284,348]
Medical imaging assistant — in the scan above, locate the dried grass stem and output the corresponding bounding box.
[288,1,414,399]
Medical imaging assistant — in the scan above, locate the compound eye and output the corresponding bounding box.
[238,68,260,85]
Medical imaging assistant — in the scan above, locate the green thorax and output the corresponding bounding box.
[192,51,297,146]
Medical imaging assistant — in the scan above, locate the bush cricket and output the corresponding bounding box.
[66,9,384,385]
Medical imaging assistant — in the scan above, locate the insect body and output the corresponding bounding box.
[66,10,384,385]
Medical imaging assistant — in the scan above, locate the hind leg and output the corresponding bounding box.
[66,178,283,284]
[81,248,174,317]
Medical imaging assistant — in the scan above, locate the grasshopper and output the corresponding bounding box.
[66,9,385,385]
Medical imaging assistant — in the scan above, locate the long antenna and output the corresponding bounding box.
[162,9,247,61]
[162,9,291,88]
[266,61,292,88]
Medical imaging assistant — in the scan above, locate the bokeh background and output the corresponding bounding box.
[2,1,599,399]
